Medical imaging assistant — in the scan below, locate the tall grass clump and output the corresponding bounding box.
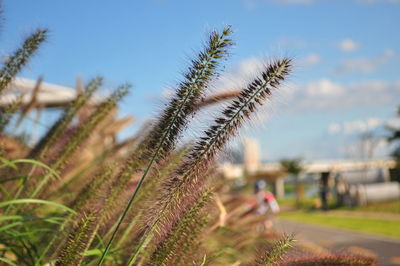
[28,77,103,160]
[0,8,378,265]
[97,27,234,265]
[126,58,292,265]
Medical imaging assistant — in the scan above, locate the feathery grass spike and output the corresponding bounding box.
[149,190,211,266]
[113,148,188,251]
[255,234,294,266]
[55,211,98,266]
[141,26,233,161]
[0,28,47,95]
[128,58,291,264]
[71,164,114,213]
[283,254,377,265]
[0,96,23,132]
[29,77,103,159]
[183,59,291,174]
[28,83,129,199]
[97,26,233,266]
[50,83,129,172]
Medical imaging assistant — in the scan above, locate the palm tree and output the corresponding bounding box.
[387,106,400,181]
[279,158,304,206]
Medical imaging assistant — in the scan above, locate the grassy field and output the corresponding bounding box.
[279,197,400,214]
[280,211,400,239]
[341,200,400,214]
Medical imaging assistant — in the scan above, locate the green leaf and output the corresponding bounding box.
[0,158,61,180]
[0,199,77,215]
[0,215,65,224]
[0,157,18,170]
[0,257,18,266]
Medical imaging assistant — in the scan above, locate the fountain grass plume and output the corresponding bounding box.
[254,234,294,266]
[34,164,115,265]
[0,95,23,132]
[55,210,98,266]
[96,26,233,266]
[71,164,115,213]
[127,146,190,213]
[112,148,189,252]
[128,58,292,264]
[0,28,47,131]
[148,189,211,266]
[0,28,47,95]
[139,26,234,163]
[14,76,43,128]
[96,26,232,236]
[49,83,129,172]
[29,77,103,160]
[103,26,234,200]
[282,254,377,265]
[27,83,130,199]
[182,59,291,176]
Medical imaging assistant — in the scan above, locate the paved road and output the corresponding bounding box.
[275,218,400,266]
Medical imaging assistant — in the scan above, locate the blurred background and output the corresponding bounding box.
[2,1,400,265]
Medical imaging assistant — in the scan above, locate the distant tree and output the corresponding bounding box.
[387,106,400,181]
[279,157,304,205]
[387,106,400,160]
[358,132,380,160]
[279,158,303,176]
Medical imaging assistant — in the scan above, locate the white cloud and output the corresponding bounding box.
[384,49,396,57]
[340,116,400,159]
[305,79,344,97]
[343,117,382,135]
[344,120,369,135]
[300,53,321,66]
[328,123,341,135]
[341,137,389,159]
[285,79,400,112]
[338,39,360,52]
[236,58,265,76]
[386,117,400,129]
[336,49,396,74]
[212,57,266,91]
[213,57,400,114]
[328,116,400,149]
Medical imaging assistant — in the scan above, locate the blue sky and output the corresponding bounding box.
[2,0,400,161]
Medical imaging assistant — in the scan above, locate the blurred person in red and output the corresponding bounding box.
[252,180,280,230]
